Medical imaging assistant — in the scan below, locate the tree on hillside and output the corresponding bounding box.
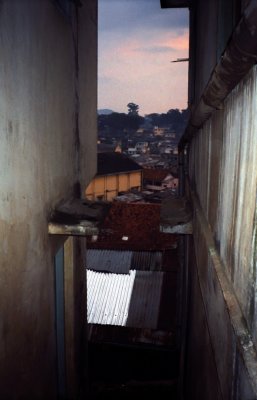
[126,114,144,131]
[127,102,139,116]
[98,109,144,136]
[146,108,189,131]
[126,102,143,131]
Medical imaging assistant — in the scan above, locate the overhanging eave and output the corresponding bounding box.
[160,0,190,8]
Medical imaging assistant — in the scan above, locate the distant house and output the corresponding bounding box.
[135,141,149,153]
[153,127,165,136]
[85,152,143,201]
[127,147,137,155]
[170,154,178,166]
[143,168,178,191]
[97,142,122,153]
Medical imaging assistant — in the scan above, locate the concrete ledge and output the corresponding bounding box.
[48,221,98,236]
[48,198,110,236]
[160,197,192,234]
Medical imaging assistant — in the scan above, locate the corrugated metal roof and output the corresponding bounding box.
[86,250,163,273]
[131,251,162,271]
[86,250,132,274]
[126,271,163,329]
[87,270,136,326]
[87,270,164,329]
[97,152,142,176]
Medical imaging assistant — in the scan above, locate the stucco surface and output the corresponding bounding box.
[0,1,96,398]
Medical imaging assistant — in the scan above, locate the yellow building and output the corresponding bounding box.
[86,152,143,201]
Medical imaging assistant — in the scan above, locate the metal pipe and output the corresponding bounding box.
[178,150,185,197]
[179,0,257,151]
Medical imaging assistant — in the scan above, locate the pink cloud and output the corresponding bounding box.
[98,29,189,115]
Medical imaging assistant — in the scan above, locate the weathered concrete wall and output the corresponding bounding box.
[185,67,257,398]
[184,238,223,400]
[189,67,257,344]
[0,1,96,398]
[64,237,87,399]
[193,0,218,103]
[189,0,241,106]
[79,0,98,190]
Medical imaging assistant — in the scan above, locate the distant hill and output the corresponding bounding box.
[98,109,114,115]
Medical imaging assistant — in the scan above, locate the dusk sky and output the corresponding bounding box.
[98,0,189,116]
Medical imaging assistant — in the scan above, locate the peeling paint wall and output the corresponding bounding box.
[186,66,257,398]
[0,1,96,398]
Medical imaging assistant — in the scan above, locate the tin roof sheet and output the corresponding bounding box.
[97,152,142,175]
[86,250,163,273]
[87,270,164,329]
[126,271,163,329]
[87,249,132,274]
[131,251,162,271]
[87,270,136,326]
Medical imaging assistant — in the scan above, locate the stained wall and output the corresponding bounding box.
[185,66,257,399]
[0,1,97,398]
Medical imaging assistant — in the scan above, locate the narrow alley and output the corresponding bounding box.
[1,1,257,399]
